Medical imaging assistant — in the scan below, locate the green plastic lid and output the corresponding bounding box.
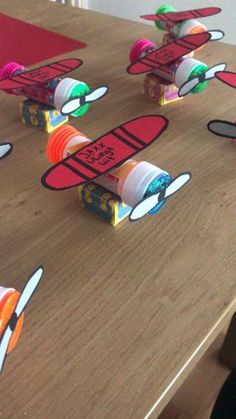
[69,82,91,117]
[155,4,176,30]
[189,63,208,94]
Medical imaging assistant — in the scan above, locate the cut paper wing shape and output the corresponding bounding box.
[0,142,12,160]
[41,115,169,190]
[208,30,225,41]
[178,63,227,97]
[0,59,83,90]
[215,71,236,88]
[61,85,109,115]
[141,7,221,23]
[129,173,191,221]
[207,120,236,139]
[127,32,211,75]
[0,266,43,373]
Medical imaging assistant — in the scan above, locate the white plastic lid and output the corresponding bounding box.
[0,286,15,302]
[54,78,85,111]
[175,57,202,88]
[121,161,168,207]
[63,135,92,158]
[176,20,206,38]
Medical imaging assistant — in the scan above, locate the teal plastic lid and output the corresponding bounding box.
[155,4,176,30]
[145,172,172,215]
[189,63,208,94]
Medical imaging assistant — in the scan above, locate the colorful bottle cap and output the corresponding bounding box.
[177,20,207,38]
[68,81,91,117]
[175,58,197,87]
[54,78,78,112]
[121,161,168,207]
[155,4,176,30]
[129,39,157,63]
[0,287,15,310]
[0,62,25,80]
[47,125,90,163]
[175,58,208,93]
[0,287,24,353]
[145,172,171,214]
[189,63,208,94]
[0,62,26,94]
[47,125,79,163]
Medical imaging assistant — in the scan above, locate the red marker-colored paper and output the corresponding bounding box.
[127,32,211,75]
[0,59,82,90]
[141,7,221,22]
[41,115,168,190]
[216,71,236,89]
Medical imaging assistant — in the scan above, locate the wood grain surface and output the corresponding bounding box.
[0,1,236,418]
[159,331,230,419]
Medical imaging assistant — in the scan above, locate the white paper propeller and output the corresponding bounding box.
[129,172,191,222]
[208,30,225,41]
[207,120,236,139]
[61,85,109,115]
[0,266,43,373]
[178,63,227,97]
[0,142,13,160]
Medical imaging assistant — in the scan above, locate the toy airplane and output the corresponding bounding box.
[127,32,226,97]
[0,58,108,116]
[0,142,12,160]
[208,71,236,139]
[141,6,224,42]
[0,266,43,373]
[41,115,191,221]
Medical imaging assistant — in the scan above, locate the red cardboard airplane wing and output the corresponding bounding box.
[141,7,221,22]
[216,71,236,89]
[41,115,168,191]
[0,58,82,90]
[127,32,211,75]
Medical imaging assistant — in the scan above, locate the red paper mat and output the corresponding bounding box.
[0,12,87,67]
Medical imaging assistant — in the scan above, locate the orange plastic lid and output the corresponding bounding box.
[189,25,207,51]
[190,24,207,35]
[47,125,86,164]
[0,290,24,353]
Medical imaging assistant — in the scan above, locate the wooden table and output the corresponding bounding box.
[0,1,236,418]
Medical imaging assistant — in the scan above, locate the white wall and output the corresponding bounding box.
[87,0,236,45]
